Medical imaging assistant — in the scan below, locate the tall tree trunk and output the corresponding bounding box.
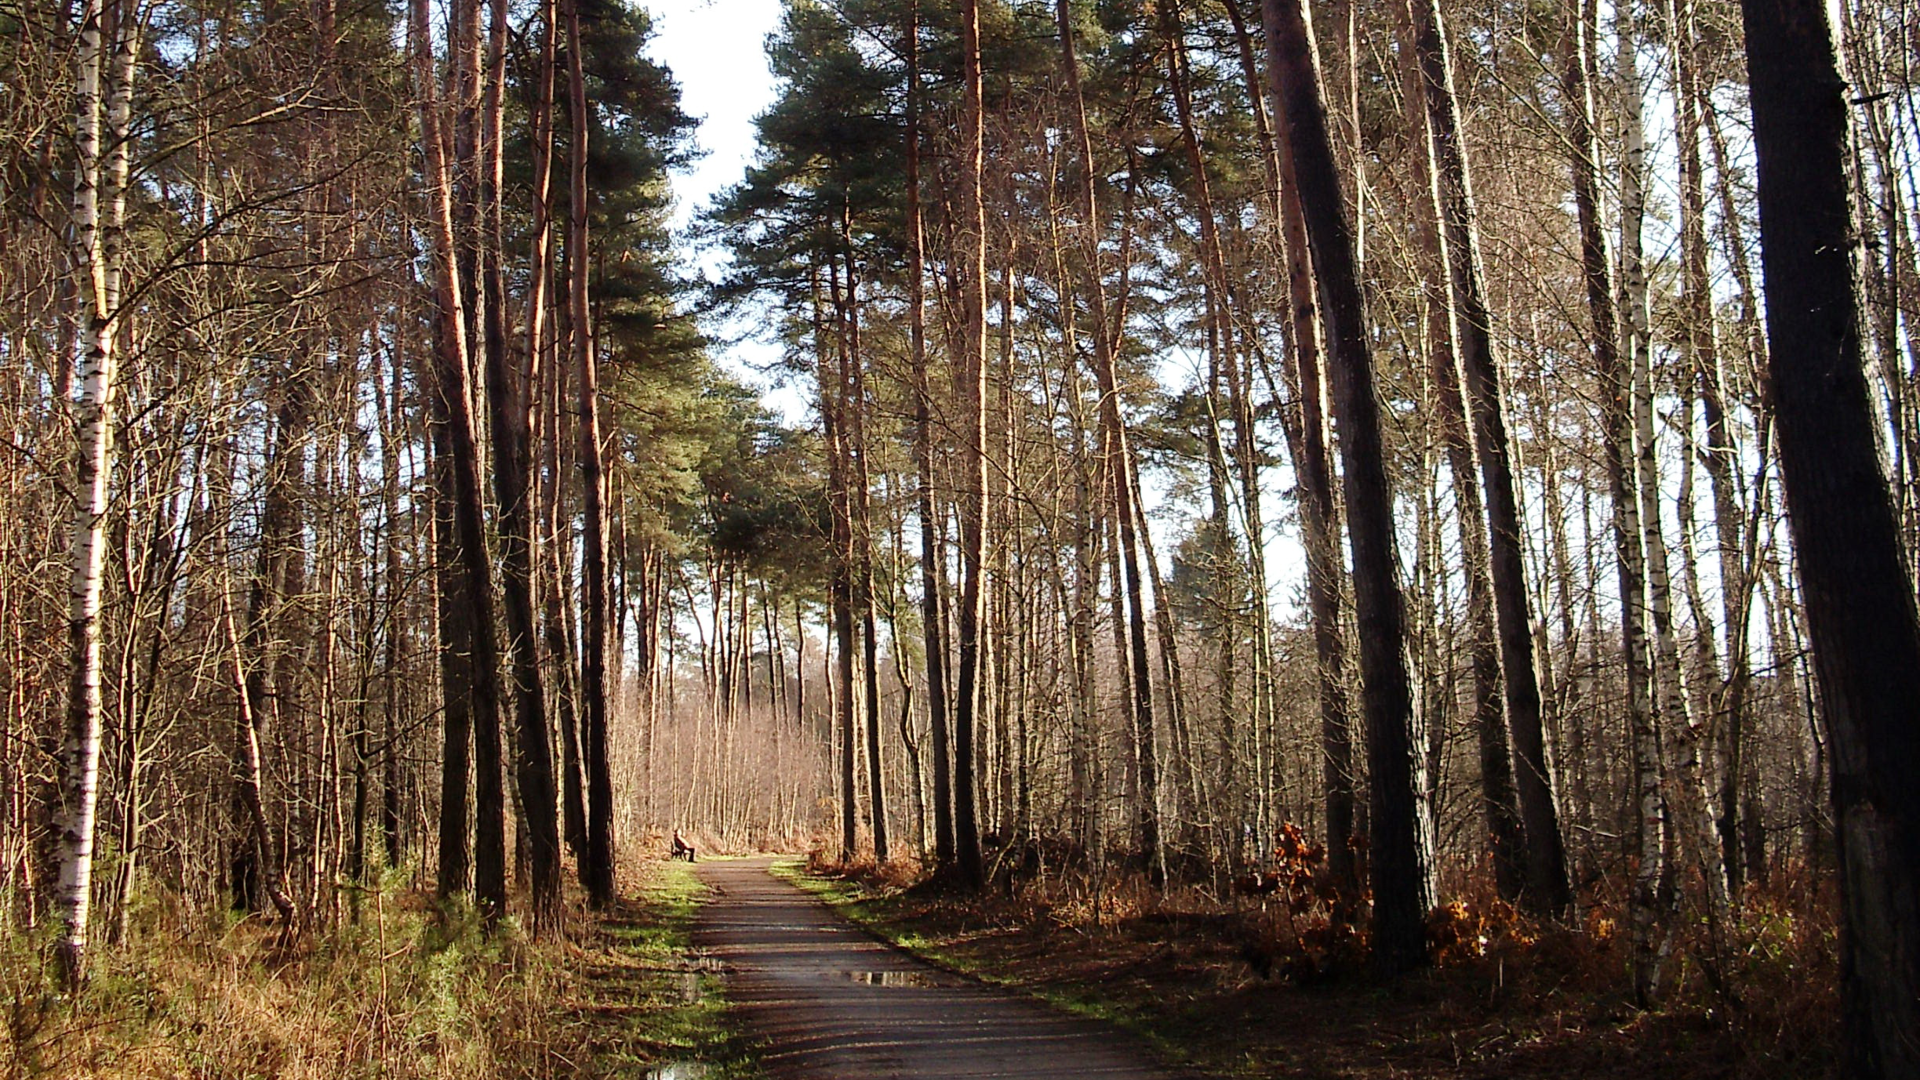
[1562,0,1663,1001]
[411,0,508,917]
[534,17,586,863]
[564,0,616,907]
[233,373,309,919]
[1055,0,1160,885]
[483,0,562,932]
[1671,0,1754,902]
[54,0,126,984]
[430,429,475,901]
[1265,0,1436,975]
[952,0,988,887]
[819,266,858,863]
[1252,48,1358,896]
[1404,0,1571,916]
[903,0,953,870]
[1044,167,1104,870]
[1394,8,1524,903]
[1740,0,1920,1073]
[378,350,408,872]
[846,233,888,864]
[1619,0,1733,941]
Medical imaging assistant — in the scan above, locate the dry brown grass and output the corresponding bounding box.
[0,855,732,1080]
[805,848,1840,1079]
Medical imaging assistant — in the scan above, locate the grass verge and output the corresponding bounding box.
[584,857,763,1079]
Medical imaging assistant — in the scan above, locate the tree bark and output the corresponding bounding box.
[53,0,133,986]
[1404,0,1571,916]
[1055,0,1161,884]
[1394,5,1525,904]
[1250,48,1358,895]
[411,0,508,917]
[563,0,616,907]
[1265,0,1436,975]
[1562,0,1663,1001]
[1740,0,1920,1072]
[483,0,562,932]
[903,0,954,871]
[952,0,987,888]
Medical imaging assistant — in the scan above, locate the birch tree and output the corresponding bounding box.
[54,0,133,987]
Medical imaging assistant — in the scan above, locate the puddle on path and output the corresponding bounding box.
[844,969,937,987]
[645,1063,710,1080]
[675,955,726,1003]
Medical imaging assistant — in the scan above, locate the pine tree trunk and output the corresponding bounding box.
[903,0,953,871]
[1256,89,1358,898]
[951,0,988,888]
[562,0,615,907]
[818,263,858,863]
[1740,0,1920,1072]
[1055,0,1160,884]
[411,0,507,916]
[480,0,562,931]
[1265,0,1436,974]
[846,237,888,864]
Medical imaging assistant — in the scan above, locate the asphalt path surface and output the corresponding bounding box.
[693,856,1190,1079]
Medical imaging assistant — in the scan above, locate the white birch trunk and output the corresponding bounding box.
[1622,0,1734,939]
[55,0,120,987]
[1594,0,1667,1004]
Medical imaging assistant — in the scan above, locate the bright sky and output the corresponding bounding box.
[639,0,1314,617]
[645,0,783,237]
[644,0,802,410]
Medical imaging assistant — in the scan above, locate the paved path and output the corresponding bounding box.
[693,856,1188,1079]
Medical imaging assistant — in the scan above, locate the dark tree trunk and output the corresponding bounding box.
[429,426,474,901]
[233,379,308,917]
[1740,0,1920,1073]
[952,0,987,888]
[483,0,562,933]
[822,264,858,863]
[905,0,954,871]
[1404,0,1571,916]
[1264,0,1435,975]
[411,0,507,917]
[1256,83,1358,898]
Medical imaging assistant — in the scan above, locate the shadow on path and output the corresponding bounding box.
[693,856,1190,1079]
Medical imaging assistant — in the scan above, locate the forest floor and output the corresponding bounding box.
[1,857,757,1080]
[777,858,1838,1080]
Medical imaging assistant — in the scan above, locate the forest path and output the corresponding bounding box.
[692,856,1188,1079]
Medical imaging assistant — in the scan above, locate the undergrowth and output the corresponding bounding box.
[0,858,753,1080]
[790,844,1839,1079]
